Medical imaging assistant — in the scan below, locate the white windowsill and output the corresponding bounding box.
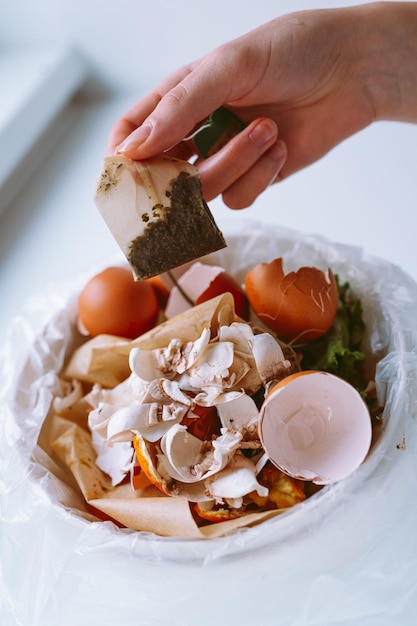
[0,45,87,214]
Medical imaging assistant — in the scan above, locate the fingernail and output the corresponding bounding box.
[249,119,277,146]
[116,123,152,154]
[268,140,286,162]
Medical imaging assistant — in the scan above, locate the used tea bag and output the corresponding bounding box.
[94,155,226,280]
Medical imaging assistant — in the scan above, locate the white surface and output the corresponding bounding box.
[0,46,86,213]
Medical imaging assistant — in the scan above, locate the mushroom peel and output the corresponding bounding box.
[91,430,134,487]
[159,424,242,483]
[258,371,372,485]
[205,453,269,507]
[245,257,338,342]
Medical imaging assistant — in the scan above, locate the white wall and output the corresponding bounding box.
[1,0,373,92]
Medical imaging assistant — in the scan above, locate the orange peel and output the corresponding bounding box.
[133,434,167,494]
[194,503,239,523]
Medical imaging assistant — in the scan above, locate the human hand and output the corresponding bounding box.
[107,2,417,208]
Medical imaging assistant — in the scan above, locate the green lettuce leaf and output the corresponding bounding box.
[300,277,366,388]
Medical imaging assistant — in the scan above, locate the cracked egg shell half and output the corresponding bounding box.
[245,257,338,342]
[165,261,249,320]
[258,371,372,485]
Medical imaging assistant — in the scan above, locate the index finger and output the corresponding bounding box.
[110,50,239,159]
[106,64,195,155]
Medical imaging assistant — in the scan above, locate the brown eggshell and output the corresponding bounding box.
[258,371,372,485]
[245,257,338,342]
[77,266,160,339]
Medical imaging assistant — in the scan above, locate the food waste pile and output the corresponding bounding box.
[49,256,381,538]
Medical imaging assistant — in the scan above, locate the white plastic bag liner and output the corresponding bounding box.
[1,221,417,626]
